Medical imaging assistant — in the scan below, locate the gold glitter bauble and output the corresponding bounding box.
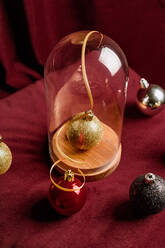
[66,110,103,150]
[0,136,12,175]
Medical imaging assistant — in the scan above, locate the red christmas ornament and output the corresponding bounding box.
[48,165,86,216]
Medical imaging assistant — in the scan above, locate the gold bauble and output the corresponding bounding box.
[66,110,103,150]
[0,136,12,175]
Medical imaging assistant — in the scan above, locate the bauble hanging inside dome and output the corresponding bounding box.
[66,110,103,150]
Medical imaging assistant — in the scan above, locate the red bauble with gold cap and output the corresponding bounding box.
[48,170,86,216]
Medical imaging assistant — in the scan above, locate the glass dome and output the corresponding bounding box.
[44,30,129,181]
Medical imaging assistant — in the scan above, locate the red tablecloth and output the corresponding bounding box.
[0,68,165,248]
[1,0,165,247]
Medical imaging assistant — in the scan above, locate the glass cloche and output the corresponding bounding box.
[44,30,129,181]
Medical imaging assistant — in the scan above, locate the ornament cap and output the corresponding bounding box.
[0,135,2,142]
[145,173,155,185]
[50,160,86,192]
[84,110,94,121]
[140,78,149,89]
[64,170,75,182]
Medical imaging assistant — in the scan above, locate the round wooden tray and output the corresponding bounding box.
[50,122,121,181]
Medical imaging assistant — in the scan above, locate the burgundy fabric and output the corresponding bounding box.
[1,1,165,247]
[0,89,10,99]
[1,69,165,248]
[0,0,165,92]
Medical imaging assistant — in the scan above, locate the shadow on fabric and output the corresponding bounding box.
[114,200,149,221]
[125,103,147,120]
[31,197,65,222]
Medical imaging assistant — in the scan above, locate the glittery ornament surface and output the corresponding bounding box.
[0,141,12,175]
[129,173,165,214]
[66,111,103,150]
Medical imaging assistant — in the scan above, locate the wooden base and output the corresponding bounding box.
[50,122,121,181]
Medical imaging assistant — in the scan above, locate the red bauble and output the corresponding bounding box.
[48,171,86,216]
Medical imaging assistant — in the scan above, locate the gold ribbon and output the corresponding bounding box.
[81,30,103,110]
[50,160,86,192]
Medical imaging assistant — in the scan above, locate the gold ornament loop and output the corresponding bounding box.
[50,160,86,192]
[81,30,103,110]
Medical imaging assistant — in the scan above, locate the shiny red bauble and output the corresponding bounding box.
[48,174,86,216]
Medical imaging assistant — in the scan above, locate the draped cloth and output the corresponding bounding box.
[0,1,165,247]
